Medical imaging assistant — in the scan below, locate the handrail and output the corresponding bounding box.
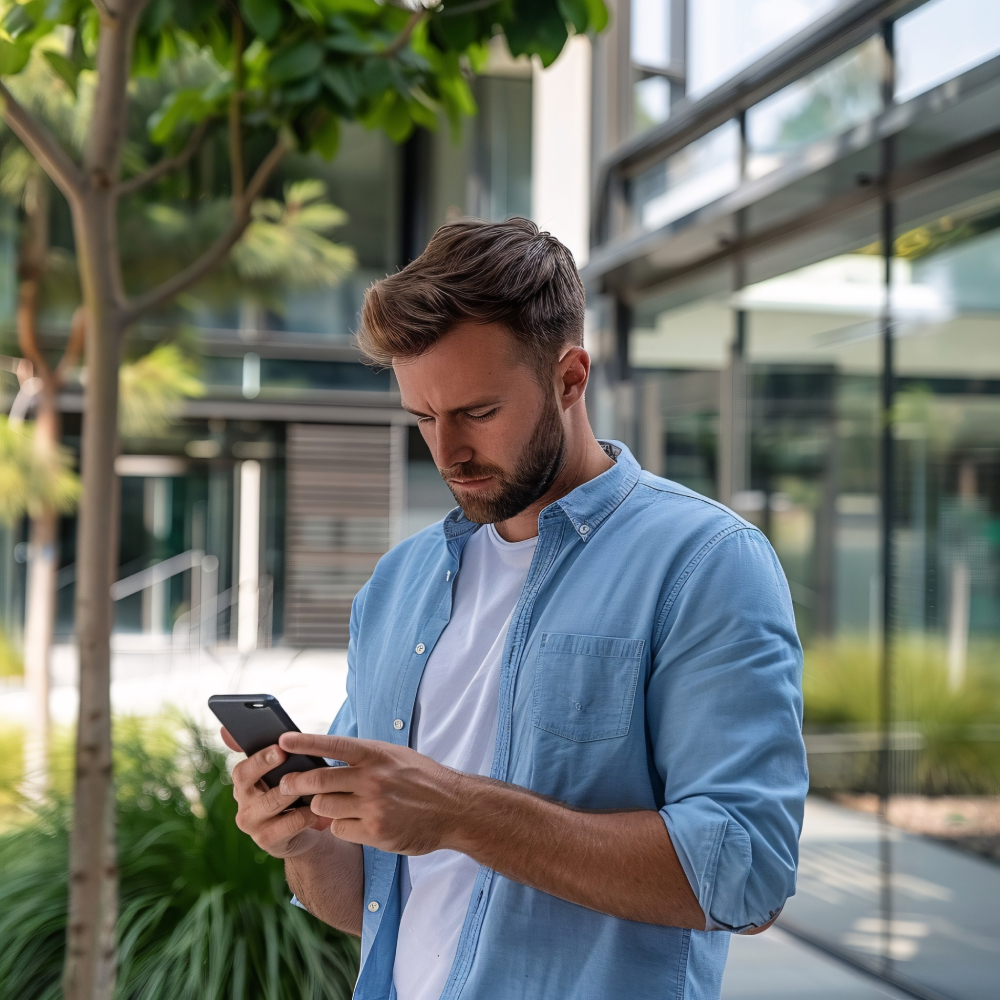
[110,550,202,601]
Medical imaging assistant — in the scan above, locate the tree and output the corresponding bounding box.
[0,49,86,796]
[0,2,607,998]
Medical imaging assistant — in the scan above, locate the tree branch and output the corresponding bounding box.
[116,118,212,197]
[229,12,246,200]
[121,136,290,324]
[0,81,84,202]
[55,306,88,383]
[382,9,426,57]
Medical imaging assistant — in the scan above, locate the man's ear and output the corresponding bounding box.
[558,346,590,408]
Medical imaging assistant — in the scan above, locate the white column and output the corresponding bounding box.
[532,34,592,266]
[947,560,970,691]
[143,477,171,634]
[237,460,261,654]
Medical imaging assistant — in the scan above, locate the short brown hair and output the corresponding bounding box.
[357,217,585,375]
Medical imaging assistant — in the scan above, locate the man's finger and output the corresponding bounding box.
[310,791,363,821]
[220,727,242,753]
[232,744,287,794]
[278,731,384,764]
[279,764,359,798]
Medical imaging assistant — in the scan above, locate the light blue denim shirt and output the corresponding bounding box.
[327,442,807,1000]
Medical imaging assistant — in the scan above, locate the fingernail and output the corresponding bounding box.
[268,750,279,763]
[279,778,288,793]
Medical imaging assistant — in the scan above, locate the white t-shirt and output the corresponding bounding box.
[393,523,538,1000]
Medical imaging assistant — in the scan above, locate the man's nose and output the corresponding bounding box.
[433,419,475,469]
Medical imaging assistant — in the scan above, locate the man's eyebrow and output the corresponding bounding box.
[400,398,503,418]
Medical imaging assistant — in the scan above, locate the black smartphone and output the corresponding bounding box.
[208,693,331,808]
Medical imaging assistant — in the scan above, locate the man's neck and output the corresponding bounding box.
[492,435,615,542]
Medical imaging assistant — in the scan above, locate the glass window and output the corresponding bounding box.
[632,121,740,232]
[633,76,672,132]
[745,37,885,180]
[895,0,1000,103]
[468,76,533,223]
[688,0,845,99]
[630,0,671,70]
[629,272,733,497]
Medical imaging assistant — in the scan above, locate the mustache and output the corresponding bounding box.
[439,461,507,484]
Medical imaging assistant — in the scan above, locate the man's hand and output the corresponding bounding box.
[277,732,466,855]
[222,727,330,859]
[278,732,708,931]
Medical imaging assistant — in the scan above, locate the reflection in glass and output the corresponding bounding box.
[633,76,671,133]
[632,121,740,231]
[745,37,884,180]
[629,284,730,497]
[630,0,671,69]
[687,0,844,99]
[895,0,1000,103]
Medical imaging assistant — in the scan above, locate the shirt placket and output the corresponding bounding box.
[438,508,568,1000]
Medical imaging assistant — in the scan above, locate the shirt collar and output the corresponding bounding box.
[549,440,639,542]
[441,440,640,544]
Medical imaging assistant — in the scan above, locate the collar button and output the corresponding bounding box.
[579,524,590,535]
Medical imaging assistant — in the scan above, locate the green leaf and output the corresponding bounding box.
[279,74,320,104]
[240,0,282,42]
[323,31,376,55]
[266,40,324,83]
[3,3,37,39]
[42,50,79,95]
[0,39,31,75]
[505,0,568,68]
[309,114,340,159]
[148,88,214,145]
[584,0,609,32]
[379,92,412,143]
[321,64,359,108]
[557,0,588,34]
[357,57,392,99]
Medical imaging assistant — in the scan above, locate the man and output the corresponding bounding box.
[224,218,808,1000]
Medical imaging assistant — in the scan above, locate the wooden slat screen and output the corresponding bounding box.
[285,423,402,647]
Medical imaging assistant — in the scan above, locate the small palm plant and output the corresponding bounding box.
[0,719,359,1000]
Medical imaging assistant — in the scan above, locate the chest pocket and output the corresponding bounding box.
[532,633,645,742]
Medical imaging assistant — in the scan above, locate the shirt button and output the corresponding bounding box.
[579,524,590,535]
[367,901,379,912]
[393,719,404,730]
[415,642,426,654]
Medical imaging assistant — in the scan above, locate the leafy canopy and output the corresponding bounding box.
[0,0,608,160]
[0,416,80,524]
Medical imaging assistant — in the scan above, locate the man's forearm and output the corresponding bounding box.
[285,832,365,937]
[446,777,707,929]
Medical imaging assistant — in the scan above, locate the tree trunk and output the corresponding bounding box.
[21,394,59,797]
[16,174,58,796]
[61,2,144,993]
[62,197,124,1000]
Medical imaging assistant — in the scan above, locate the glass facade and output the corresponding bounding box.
[590,2,1000,994]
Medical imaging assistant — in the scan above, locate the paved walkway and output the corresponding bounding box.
[776,797,1000,1000]
[0,638,350,739]
[722,928,910,999]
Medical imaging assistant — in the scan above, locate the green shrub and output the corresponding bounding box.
[803,636,1000,794]
[0,718,359,1000]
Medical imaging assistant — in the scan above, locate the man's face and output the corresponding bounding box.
[394,322,566,524]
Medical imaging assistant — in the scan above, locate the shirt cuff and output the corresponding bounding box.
[660,798,754,932]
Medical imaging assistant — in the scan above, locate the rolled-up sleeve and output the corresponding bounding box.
[649,525,808,932]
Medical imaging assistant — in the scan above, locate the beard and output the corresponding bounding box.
[440,395,566,524]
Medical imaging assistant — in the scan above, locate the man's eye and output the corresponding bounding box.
[467,408,498,422]
[417,416,434,425]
